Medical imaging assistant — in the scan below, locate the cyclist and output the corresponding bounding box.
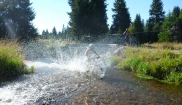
[123,28,130,46]
[84,44,100,70]
[85,44,100,59]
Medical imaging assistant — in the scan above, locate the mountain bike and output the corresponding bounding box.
[85,56,106,79]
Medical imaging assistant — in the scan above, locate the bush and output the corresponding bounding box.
[0,40,34,81]
[158,31,172,42]
[114,47,182,85]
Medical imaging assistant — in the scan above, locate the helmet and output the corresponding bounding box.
[88,44,94,50]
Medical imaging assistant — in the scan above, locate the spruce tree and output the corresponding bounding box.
[0,15,7,38]
[159,7,182,42]
[110,0,131,34]
[91,0,108,35]
[42,30,46,36]
[52,27,57,36]
[130,14,144,43]
[146,0,165,42]
[45,29,49,35]
[132,14,144,33]
[172,6,180,18]
[149,0,165,26]
[68,0,108,41]
[0,0,38,41]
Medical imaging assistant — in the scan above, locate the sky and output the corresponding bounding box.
[30,0,182,34]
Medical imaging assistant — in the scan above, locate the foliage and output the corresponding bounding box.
[158,31,172,42]
[0,15,7,37]
[52,27,57,37]
[172,6,181,17]
[110,56,122,66]
[158,6,182,42]
[142,0,165,43]
[149,0,165,26]
[129,14,144,43]
[112,47,182,85]
[130,14,144,33]
[0,40,34,81]
[68,0,108,41]
[110,0,131,34]
[0,0,38,41]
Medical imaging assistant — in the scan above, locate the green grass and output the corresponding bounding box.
[112,47,182,86]
[0,40,34,81]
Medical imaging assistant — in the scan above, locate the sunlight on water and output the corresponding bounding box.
[26,57,88,73]
[0,58,97,105]
[65,57,87,72]
[0,44,117,105]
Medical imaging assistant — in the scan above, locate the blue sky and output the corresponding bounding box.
[30,0,182,34]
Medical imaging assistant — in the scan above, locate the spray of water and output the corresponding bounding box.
[0,41,118,105]
[22,41,116,77]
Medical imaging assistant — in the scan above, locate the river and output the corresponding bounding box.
[0,44,182,105]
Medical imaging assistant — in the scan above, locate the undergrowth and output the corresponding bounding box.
[0,40,34,81]
[111,47,182,86]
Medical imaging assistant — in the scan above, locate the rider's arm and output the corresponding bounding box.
[92,50,100,58]
[84,49,89,57]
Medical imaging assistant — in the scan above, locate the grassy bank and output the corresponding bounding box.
[111,45,182,86]
[143,42,182,50]
[0,40,34,81]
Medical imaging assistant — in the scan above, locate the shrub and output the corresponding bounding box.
[158,31,172,42]
[0,40,34,81]
[113,47,182,85]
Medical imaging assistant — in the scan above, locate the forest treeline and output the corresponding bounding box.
[0,0,182,43]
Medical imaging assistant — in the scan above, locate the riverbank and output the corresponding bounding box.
[111,44,182,86]
[0,40,34,81]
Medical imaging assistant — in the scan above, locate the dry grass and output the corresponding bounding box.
[143,42,182,50]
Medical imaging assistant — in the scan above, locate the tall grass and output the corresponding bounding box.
[0,40,34,81]
[143,42,182,50]
[112,47,182,86]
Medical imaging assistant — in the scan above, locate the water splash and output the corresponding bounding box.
[0,42,118,105]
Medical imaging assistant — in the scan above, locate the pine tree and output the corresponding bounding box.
[68,0,90,40]
[146,0,165,42]
[0,15,7,38]
[131,14,144,32]
[52,27,57,36]
[149,0,165,27]
[172,6,180,18]
[91,0,108,35]
[45,29,49,35]
[68,0,108,41]
[130,14,144,43]
[42,30,46,36]
[159,7,182,42]
[110,0,131,34]
[0,0,38,41]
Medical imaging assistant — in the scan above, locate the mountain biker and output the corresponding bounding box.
[85,44,100,60]
[123,28,130,46]
[84,44,100,70]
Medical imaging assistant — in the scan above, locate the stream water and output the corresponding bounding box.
[0,44,182,105]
